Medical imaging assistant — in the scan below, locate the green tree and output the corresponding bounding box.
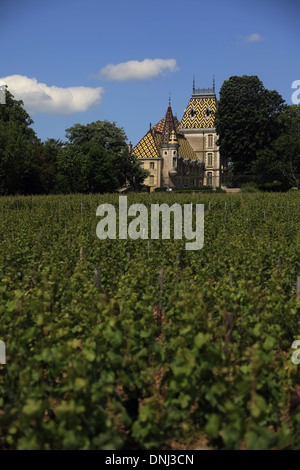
[65,120,127,152]
[55,142,119,193]
[215,76,286,181]
[253,105,300,190]
[114,147,149,190]
[61,121,149,193]
[0,88,39,195]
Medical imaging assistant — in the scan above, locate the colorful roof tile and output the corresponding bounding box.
[132,129,160,159]
[180,96,217,129]
[132,105,199,160]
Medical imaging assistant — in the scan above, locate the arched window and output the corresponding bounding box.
[207,172,213,186]
[207,153,213,167]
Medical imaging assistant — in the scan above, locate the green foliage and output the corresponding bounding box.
[215,75,286,178]
[0,89,40,195]
[253,105,300,190]
[0,94,148,195]
[240,183,260,193]
[65,120,127,152]
[0,190,300,449]
[55,122,148,193]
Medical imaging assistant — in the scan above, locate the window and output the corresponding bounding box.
[150,162,155,170]
[140,161,144,168]
[207,153,213,167]
[207,172,213,186]
[208,135,213,148]
[150,175,154,185]
[173,157,177,168]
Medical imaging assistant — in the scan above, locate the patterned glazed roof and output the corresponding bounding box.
[132,129,160,159]
[180,96,217,129]
[161,105,177,145]
[153,118,165,133]
[132,109,198,160]
[177,137,197,160]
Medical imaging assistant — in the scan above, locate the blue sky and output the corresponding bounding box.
[1,0,299,146]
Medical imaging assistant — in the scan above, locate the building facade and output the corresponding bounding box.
[132,100,203,191]
[132,81,227,190]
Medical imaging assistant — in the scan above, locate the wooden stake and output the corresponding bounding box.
[157,268,164,328]
[94,267,101,291]
[224,312,234,354]
[158,267,164,291]
[297,277,300,298]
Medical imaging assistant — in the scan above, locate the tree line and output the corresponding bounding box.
[0,89,148,195]
[0,77,300,195]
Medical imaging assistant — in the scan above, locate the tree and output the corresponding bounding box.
[60,121,149,193]
[113,147,149,190]
[0,88,39,194]
[215,76,286,180]
[252,105,300,190]
[55,141,120,193]
[65,120,127,153]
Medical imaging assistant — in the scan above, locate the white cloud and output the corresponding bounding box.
[98,58,179,81]
[243,33,264,43]
[0,75,104,114]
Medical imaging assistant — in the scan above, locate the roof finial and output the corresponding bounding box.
[193,75,195,94]
[213,75,215,92]
[169,91,171,107]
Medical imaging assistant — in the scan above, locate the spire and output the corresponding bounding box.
[160,98,178,146]
[169,91,171,107]
[193,75,195,94]
[213,75,215,92]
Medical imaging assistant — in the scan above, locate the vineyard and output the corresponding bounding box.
[0,191,300,450]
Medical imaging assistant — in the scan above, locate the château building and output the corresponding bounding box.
[132,80,227,190]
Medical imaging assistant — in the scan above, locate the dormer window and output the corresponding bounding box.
[190,108,196,119]
[206,107,211,119]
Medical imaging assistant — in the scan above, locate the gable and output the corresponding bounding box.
[180,97,217,129]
